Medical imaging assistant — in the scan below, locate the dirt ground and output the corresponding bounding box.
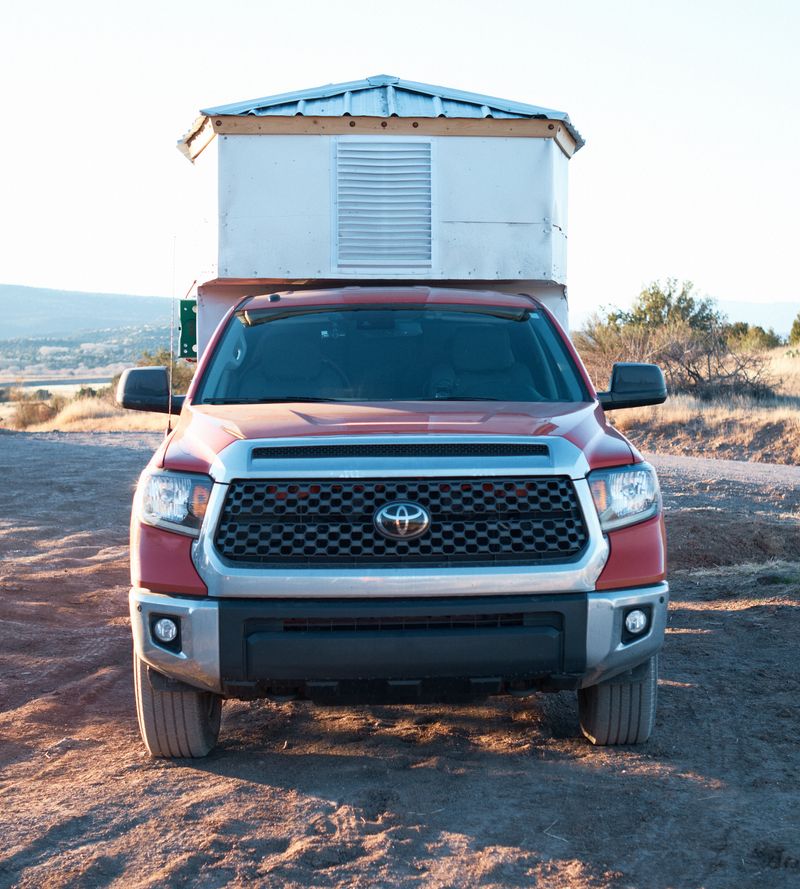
[618,417,800,466]
[0,431,799,889]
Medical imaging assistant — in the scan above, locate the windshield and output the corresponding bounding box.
[194,305,589,404]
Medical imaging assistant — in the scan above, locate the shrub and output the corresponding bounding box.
[14,400,57,429]
[606,279,723,335]
[12,393,67,429]
[725,323,783,351]
[575,280,777,399]
[790,312,800,347]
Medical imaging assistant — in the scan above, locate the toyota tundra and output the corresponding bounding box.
[118,286,668,757]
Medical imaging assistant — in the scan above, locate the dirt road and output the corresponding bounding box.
[1,432,798,888]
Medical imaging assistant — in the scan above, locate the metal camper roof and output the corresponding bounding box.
[203,74,582,142]
[180,75,583,161]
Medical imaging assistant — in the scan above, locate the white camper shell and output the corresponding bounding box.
[178,75,584,354]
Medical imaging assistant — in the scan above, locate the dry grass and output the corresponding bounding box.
[48,397,121,424]
[614,392,800,464]
[768,347,800,396]
[613,392,800,431]
[609,348,800,464]
[23,397,166,432]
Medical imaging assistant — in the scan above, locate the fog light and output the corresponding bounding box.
[153,617,178,643]
[624,609,648,635]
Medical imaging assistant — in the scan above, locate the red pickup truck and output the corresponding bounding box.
[118,286,668,757]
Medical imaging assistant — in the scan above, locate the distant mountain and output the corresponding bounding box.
[0,284,173,340]
[716,301,798,337]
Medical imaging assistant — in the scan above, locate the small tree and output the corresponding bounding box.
[574,280,775,399]
[790,312,800,347]
[725,323,783,351]
[608,279,723,336]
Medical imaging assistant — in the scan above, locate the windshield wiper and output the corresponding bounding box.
[201,396,348,405]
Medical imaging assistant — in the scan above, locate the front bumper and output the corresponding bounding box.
[130,582,668,698]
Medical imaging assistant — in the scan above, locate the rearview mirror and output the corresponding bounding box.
[597,363,667,411]
[116,367,185,414]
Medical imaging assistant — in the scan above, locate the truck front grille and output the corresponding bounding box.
[214,476,589,567]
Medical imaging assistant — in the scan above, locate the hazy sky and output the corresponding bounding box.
[1,0,798,323]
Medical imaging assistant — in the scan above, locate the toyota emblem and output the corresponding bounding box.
[374,501,431,540]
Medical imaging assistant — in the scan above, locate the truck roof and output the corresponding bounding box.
[241,286,543,313]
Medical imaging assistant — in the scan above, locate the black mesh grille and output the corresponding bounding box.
[251,443,549,460]
[214,476,588,567]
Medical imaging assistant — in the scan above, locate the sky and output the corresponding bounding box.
[1,0,798,326]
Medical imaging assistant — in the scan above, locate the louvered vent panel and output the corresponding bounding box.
[336,141,432,269]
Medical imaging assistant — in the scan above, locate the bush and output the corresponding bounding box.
[790,313,800,347]
[13,400,50,428]
[11,391,67,429]
[575,280,777,400]
[606,279,722,335]
[724,322,783,351]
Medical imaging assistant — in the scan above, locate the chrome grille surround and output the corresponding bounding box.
[214,476,588,567]
[193,434,611,599]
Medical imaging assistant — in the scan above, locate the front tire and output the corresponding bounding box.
[578,655,658,745]
[133,653,222,757]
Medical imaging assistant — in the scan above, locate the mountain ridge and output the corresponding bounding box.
[0,284,172,340]
[3,284,797,342]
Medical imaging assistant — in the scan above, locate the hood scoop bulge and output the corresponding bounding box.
[250,443,550,460]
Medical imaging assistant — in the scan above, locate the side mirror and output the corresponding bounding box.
[116,367,185,414]
[597,363,667,411]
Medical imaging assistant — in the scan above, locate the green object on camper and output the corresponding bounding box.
[179,299,198,358]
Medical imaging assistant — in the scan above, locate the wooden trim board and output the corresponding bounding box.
[204,115,577,157]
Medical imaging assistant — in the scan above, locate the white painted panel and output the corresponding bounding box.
[551,225,568,283]
[438,222,565,283]
[218,135,332,277]
[550,146,569,232]
[437,138,558,224]
[220,213,331,278]
[214,133,570,285]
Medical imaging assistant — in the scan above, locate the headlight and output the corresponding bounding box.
[137,469,213,536]
[588,463,660,532]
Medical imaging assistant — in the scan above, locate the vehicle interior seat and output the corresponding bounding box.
[430,326,542,400]
[233,330,350,399]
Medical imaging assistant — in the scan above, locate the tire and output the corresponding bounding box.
[578,655,658,746]
[133,653,222,758]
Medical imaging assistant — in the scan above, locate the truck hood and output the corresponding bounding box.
[158,401,635,475]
